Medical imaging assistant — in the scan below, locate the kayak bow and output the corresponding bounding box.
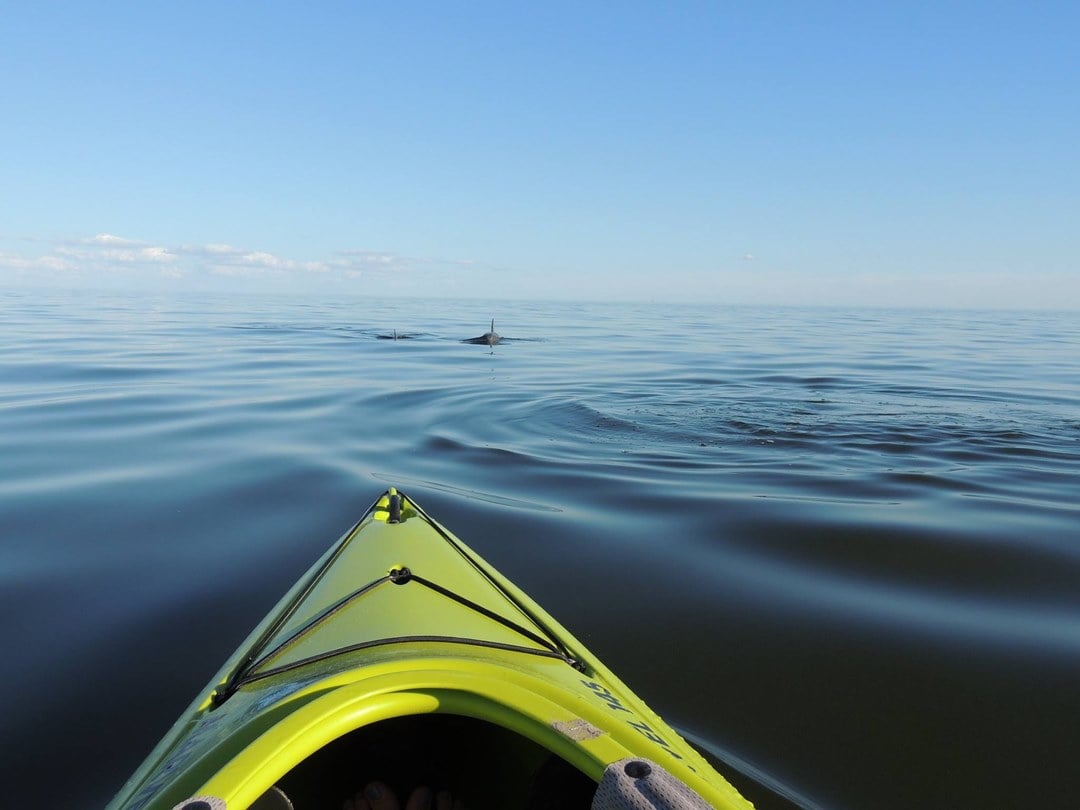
[109,489,752,810]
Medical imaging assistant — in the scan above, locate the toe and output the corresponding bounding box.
[404,785,433,810]
[363,781,401,810]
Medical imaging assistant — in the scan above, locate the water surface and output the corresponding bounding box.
[1,290,1078,809]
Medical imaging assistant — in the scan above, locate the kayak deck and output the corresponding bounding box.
[109,489,753,810]
[212,491,580,705]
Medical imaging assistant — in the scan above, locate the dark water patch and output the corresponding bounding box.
[750,373,856,390]
[716,516,1080,605]
[2,563,311,806]
[349,385,466,410]
[420,433,540,470]
[0,359,177,384]
[229,321,334,334]
[874,469,988,493]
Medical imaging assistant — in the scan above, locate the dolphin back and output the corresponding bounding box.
[463,318,501,345]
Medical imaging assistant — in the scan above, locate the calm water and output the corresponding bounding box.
[2,289,1078,809]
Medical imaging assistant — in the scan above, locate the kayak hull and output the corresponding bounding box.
[108,489,752,810]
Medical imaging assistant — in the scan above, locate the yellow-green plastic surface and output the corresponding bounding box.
[107,489,752,810]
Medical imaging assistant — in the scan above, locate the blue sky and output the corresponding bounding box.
[2,2,1078,307]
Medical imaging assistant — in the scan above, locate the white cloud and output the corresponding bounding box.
[241,251,285,267]
[201,244,240,255]
[0,253,77,273]
[5,233,1074,308]
[91,233,140,246]
[209,264,266,278]
[39,255,75,271]
[331,250,492,275]
[1,233,488,293]
[337,250,401,263]
[55,234,178,267]
[333,250,418,272]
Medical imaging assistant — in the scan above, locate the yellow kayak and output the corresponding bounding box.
[108,489,752,810]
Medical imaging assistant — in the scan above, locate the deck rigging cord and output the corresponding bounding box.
[213,492,582,707]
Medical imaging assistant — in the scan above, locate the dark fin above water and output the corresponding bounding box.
[463,319,501,346]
